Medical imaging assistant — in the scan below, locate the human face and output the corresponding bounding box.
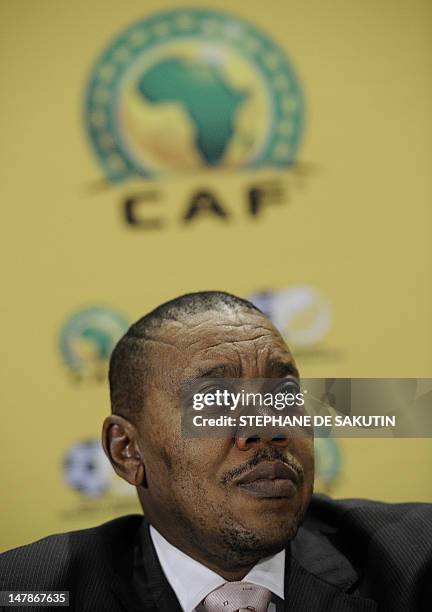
[137,308,314,571]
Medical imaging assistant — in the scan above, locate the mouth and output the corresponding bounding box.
[234,461,300,499]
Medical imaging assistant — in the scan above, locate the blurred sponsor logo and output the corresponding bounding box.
[314,438,342,493]
[248,286,333,350]
[61,439,138,519]
[63,440,111,497]
[59,306,129,383]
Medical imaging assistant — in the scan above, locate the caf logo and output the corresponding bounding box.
[85,8,303,181]
[59,306,129,382]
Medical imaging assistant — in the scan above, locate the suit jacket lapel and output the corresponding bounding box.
[136,519,183,612]
[287,527,378,611]
[285,555,377,611]
[108,516,181,612]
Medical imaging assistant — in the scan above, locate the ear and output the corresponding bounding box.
[102,415,146,487]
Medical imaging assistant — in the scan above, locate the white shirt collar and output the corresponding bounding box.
[149,525,285,612]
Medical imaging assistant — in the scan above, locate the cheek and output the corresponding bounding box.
[143,410,228,495]
[149,440,229,515]
[168,439,229,485]
[140,409,177,490]
[292,438,315,484]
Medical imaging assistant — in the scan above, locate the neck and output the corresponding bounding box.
[149,521,263,581]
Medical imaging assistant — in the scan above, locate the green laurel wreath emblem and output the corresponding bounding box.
[85,8,304,181]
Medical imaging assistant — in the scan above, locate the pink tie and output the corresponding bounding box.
[201,581,272,612]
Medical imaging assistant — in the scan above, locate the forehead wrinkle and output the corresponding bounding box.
[189,339,293,380]
[192,336,267,354]
[150,313,289,375]
[144,337,183,351]
[176,310,277,333]
[198,322,277,334]
[188,326,283,350]
[194,329,290,362]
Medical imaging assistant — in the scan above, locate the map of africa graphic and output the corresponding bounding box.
[136,58,249,165]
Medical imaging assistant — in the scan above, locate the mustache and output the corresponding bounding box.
[221,447,304,486]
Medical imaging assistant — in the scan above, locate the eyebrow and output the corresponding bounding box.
[265,360,300,379]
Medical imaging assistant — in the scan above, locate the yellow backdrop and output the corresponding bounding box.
[1,0,431,552]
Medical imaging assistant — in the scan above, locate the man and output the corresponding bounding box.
[0,291,431,611]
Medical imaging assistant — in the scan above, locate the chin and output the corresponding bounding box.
[216,507,304,564]
[252,514,302,547]
[243,492,311,545]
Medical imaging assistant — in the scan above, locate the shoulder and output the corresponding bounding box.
[300,494,432,606]
[307,493,432,536]
[0,514,144,591]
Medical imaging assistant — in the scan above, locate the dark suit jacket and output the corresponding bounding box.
[0,495,431,611]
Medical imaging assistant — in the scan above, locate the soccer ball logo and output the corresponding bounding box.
[63,440,111,497]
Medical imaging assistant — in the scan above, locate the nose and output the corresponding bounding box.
[235,427,291,451]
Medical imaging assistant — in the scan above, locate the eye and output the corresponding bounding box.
[201,384,236,410]
[271,377,300,395]
[202,384,227,395]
